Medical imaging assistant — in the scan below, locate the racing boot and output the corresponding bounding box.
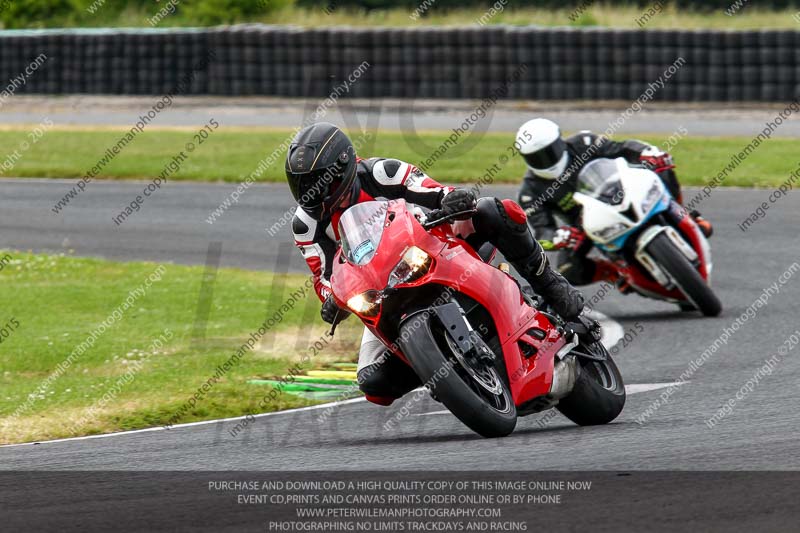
[523,258,585,320]
[473,198,584,320]
[690,210,713,238]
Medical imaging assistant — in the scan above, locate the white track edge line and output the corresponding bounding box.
[2,312,625,448]
[0,397,368,448]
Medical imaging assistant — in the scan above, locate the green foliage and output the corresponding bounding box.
[295,0,799,10]
[1,0,799,28]
[569,11,600,27]
[0,0,290,29]
[179,0,291,26]
[0,0,73,28]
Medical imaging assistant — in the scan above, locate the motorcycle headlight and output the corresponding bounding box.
[595,222,629,241]
[641,181,663,214]
[347,290,382,317]
[388,246,432,287]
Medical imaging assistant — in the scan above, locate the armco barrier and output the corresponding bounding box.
[0,26,798,102]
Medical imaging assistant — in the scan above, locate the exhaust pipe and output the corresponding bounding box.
[549,352,578,399]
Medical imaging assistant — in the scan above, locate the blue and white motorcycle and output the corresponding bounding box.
[571,158,721,316]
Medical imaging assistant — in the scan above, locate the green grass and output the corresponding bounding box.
[11,3,800,30]
[0,251,363,444]
[1,126,796,188]
[269,5,800,31]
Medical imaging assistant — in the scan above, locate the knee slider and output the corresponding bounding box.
[500,199,528,225]
[474,197,526,235]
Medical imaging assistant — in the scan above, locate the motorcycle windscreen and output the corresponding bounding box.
[338,201,389,266]
[577,158,625,205]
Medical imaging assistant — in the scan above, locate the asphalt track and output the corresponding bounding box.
[2,89,799,531]
[1,180,799,473]
[5,95,800,137]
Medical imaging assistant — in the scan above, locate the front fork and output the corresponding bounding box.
[432,302,495,367]
[430,296,607,410]
[634,224,699,288]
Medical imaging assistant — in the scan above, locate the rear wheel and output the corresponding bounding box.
[557,341,626,426]
[646,232,722,317]
[397,317,517,438]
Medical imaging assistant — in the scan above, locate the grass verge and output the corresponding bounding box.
[266,5,800,31]
[0,251,362,444]
[10,4,800,30]
[0,126,796,188]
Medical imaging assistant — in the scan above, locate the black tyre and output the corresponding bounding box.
[397,317,517,438]
[556,342,626,426]
[646,232,722,317]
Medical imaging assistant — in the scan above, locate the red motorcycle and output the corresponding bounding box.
[330,199,625,438]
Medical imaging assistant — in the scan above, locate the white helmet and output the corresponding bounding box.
[515,118,569,179]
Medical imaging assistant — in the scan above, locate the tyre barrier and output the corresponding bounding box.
[0,26,798,102]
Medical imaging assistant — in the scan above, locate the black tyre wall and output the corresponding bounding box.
[0,27,797,102]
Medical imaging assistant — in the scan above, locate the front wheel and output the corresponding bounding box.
[646,232,722,317]
[557,341,626,426]
[397,316,517,438]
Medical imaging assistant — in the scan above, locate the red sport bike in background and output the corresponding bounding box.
[329,199,626,438]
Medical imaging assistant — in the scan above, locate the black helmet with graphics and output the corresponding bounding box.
[285,122,357,220]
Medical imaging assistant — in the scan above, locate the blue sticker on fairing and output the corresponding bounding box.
[597,195,672,252]
[352,240,375,264]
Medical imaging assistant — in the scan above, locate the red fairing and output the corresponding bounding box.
[601,202,712,301]
[617,263,685,301]
[329,199,570,407]
[293,158,450,305]
[675,207,710,281]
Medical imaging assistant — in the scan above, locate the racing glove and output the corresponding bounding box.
[639,148,675,173]
[321,294,350,325]
[551,225,586,251]
[439,189,477,220]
